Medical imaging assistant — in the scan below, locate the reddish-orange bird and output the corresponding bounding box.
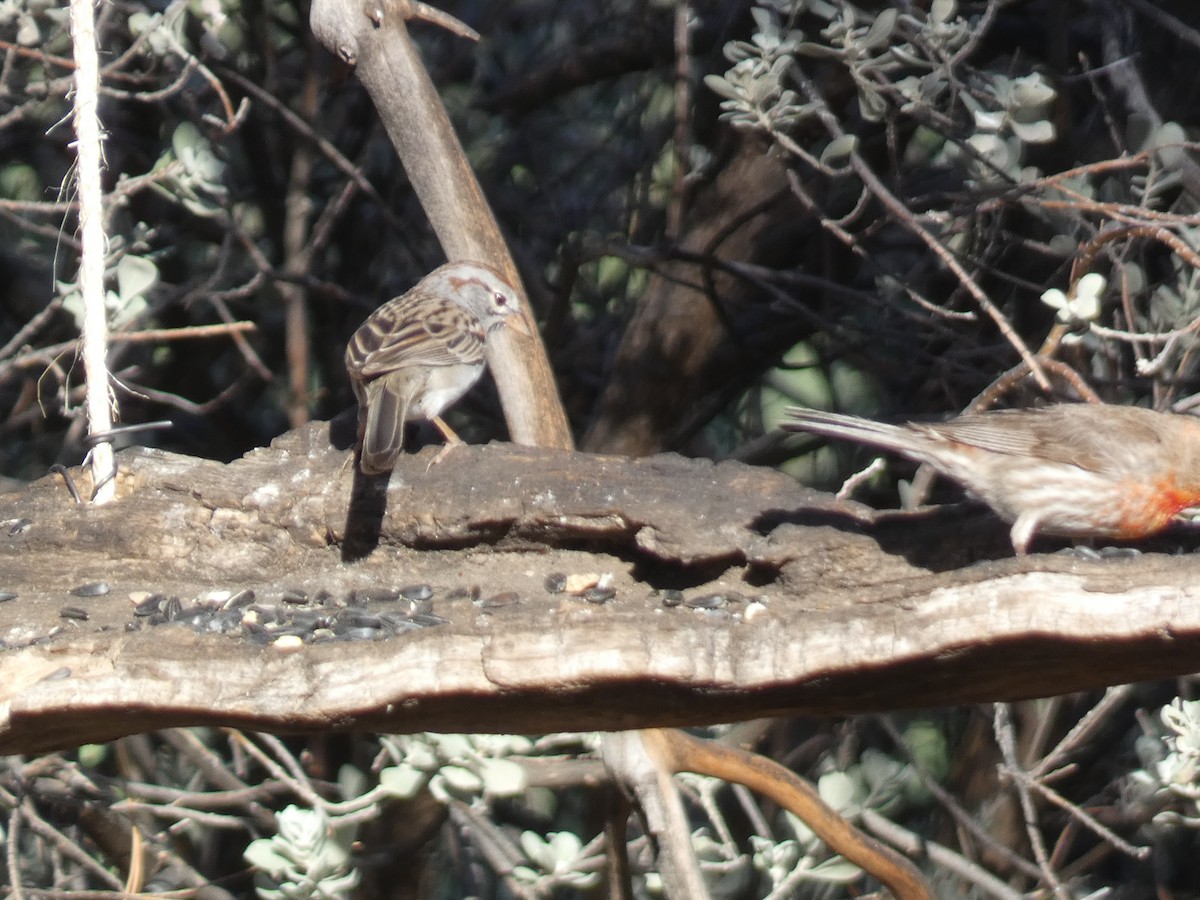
[783,403,1200,555]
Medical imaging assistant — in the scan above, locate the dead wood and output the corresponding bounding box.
[1,421,1200,754]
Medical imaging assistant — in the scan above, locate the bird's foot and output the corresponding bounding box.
[426,417,466,472]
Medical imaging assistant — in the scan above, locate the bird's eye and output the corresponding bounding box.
[493,291,509,308]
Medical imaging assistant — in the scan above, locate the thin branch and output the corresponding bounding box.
[786,107,1035,343]
[0,298,63,362]
[645,728,933,900]
[1031,686,1135,779]
[875,715,1043,882]
[214,64,422,265]
[860,809,1022,900]
[111,322,257,344]
[1123,0,1200,50]
[993,703,1070,900]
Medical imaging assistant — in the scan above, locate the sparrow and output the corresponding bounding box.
[345,261,530,475]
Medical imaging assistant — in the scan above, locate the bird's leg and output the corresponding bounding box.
[426,416,466,471]
[343,405,368,476]
[1009,513,1041,556]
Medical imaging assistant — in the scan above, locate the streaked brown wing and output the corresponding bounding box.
[350,295,486,378]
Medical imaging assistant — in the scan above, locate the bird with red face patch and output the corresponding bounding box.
[784,403,1200,554]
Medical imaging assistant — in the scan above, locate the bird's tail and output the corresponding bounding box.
[358,376,414,475]
[783,408,921,456]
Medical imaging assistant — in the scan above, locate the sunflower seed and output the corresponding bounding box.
[70,581,110,597]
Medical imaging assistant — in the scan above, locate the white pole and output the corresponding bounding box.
[70,0,117,503]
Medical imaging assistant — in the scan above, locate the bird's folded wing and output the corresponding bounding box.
[358,305,486,376]
[927,409,1162,473]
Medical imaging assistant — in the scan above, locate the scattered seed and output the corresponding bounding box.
[446,585,481,602]
[685,593,727,610]
[564,573,601,594]
[348,588,400,604]
[337,610,384,630]
[543,572,567,593]
[222,589,256,610]
[743,600,768,622]
[7,518,32,536]
[409,612,449,628]
[249,604,284,622]
[660,589,684,607]
[1097,546,1142,559]
[133,595,167,617]
[341,626,383,641]
[70,581,110,597]
[60,605,89,621]
[479,591,519,609]
[162,597,183,621]
[581,587,616,604]
[209,610,244,633]
[289,610,326,631]
[172,609,210,628]
[399,584,433,602]
[378,612,421,633]
[280,589,308,605]
[0,591,17,603]
[406,596,434,617]
[266,622,307,638]
[272,634,304,650]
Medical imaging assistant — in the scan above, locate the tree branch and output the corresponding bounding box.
[3,424,1200,753]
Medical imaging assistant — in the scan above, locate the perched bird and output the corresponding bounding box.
[345,261,530,475]
[783,404,1200,555]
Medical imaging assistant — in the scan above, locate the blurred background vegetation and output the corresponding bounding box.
[4,0,1200,896]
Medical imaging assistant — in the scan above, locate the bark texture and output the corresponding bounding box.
[3,423,1200,753]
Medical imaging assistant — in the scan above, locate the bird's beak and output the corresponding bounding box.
[505,313,533,338]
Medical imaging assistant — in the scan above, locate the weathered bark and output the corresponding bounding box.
[2,422,1200,754]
